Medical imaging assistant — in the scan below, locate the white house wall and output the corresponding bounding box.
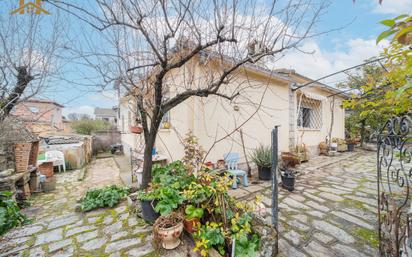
[118,61,346,165]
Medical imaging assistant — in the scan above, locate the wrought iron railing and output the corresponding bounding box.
[377,114,412,257]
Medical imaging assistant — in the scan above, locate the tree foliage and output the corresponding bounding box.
[71,119,112,135]
[340,14,411,142]
[341,15,411,123]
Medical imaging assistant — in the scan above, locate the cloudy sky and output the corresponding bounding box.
[35,0,412,117]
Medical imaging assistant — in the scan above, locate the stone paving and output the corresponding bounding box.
[0,158,154,257]
[1,150,379,257]
[240,150,379,257]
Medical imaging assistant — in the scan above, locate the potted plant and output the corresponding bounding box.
[250,145,272,180]
[137,189,160,223]
[154,212,184,250]
[346,138,357,152]
[184,204,204,233]
[280,152,300,168]
[318,141,328,155]
[294,144,309,162]
[332,138,347,152]
[280,160,296,191]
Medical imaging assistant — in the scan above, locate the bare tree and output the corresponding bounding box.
[0,3,66,123]
[49,0,329,188]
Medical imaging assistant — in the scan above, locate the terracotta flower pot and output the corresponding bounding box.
[157,221,184,249]
[130,125,143,134]
[38,161,54,178]
[184,218,199,233]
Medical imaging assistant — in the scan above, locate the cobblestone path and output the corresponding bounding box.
[0,158,154,257]
[245,150,379,257]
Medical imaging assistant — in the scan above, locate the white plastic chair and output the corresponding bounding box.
[45,150,66,172]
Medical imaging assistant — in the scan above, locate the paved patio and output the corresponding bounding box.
[0,150,379,257]
[0,158,153,257]
[238,150,378,257]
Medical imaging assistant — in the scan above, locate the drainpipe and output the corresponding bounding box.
[288,83,297,151]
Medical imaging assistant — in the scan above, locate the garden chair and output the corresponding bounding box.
[223,152,249,189]
[45,150,66,173]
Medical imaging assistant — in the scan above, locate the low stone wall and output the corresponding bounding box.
[92,130,121,154]
[252,213,278,257]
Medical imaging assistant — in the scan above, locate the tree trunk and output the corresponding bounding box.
[0,67,34,123]
[141,119,161,189]
[141,134,155,188]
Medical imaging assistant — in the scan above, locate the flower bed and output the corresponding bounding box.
[138,161,271,256]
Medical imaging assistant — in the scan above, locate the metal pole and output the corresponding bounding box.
[271,126,279,230]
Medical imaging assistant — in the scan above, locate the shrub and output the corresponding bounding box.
[71,119,112,135]
[80,185,129,212]
[0,191,30,235]
[250,145,272,168]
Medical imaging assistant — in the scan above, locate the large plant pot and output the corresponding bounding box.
[157,220,184,249]
[337,143,347,152]
[281,152,300,167]
[281,174,295,192]
[184,218,199,233]
[141,200,159,223]
[258,166,271,180]
[38,161,54,178]
[347,144,355,152]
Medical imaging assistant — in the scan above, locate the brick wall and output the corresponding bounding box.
[13,101,63,130]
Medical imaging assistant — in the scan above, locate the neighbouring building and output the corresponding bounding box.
[12,99,64,136]
[118,53,348,164]
[94,107,117,125]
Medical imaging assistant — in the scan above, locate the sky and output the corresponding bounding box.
[4,0,412,117]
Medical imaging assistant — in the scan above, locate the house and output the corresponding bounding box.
[118,55,347,164]
[94,107,117,125]
[11,0,50,15]
[12,99,64,136]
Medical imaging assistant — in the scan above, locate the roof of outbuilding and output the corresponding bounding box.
[94,107,116,116]
[0,117,38,143]
[23,99,64,108]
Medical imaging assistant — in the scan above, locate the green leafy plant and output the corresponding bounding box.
[153,187,184,216]
[80,185,129,212]
[194,222,226,256]
[0,191,30,235]
[234,233,260,257]
[185,205,204,220]
[377,14,412,44]
[250,145,272,168]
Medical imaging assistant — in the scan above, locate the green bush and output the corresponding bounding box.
[80,185,129,212]
[0,191,30,235]
[71,119,112,135]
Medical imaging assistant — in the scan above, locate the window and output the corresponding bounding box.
[29,107,39,113]
[297,95,322,129]
[297,107,311,128]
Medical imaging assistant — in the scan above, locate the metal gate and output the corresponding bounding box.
[377,114,412,257]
